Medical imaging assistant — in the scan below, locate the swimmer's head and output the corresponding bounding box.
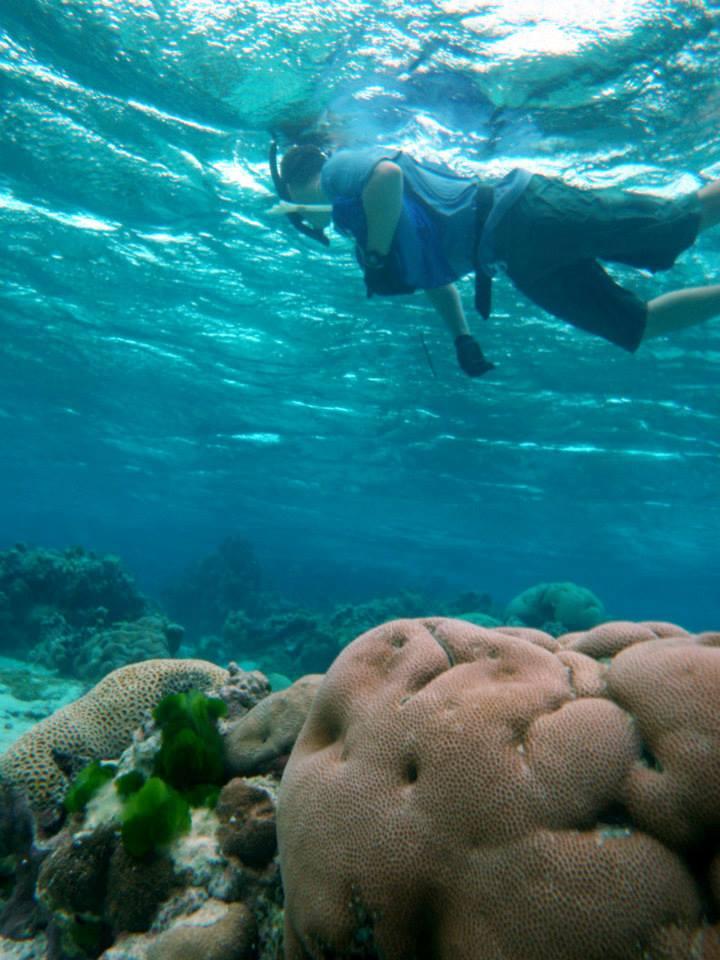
[280,144,328,193]
[269,139,331,245]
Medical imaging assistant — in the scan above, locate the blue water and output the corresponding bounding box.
[1,1,719,629]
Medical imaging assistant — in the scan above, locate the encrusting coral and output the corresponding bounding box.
[145,899,257,960]
[0,658,228,831]
[278,617,720,960]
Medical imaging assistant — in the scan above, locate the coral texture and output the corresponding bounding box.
[278,617,719,960]
[218,662,272,721]
[0,659,228,828]
[104,845,177,933]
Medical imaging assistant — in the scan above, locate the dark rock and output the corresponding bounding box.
[37,825,116,915]
[105,845,177,934]
[215,779,277,869]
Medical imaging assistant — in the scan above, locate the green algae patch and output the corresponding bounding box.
[120,691,228,856]
[120,777,191,859]
[64,760,118,814]
[152,689,228,791]
[115,769,145,799]
[63,689,228,860]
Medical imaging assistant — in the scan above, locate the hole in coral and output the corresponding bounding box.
[510,718,530,747]
[414,902,438,960]
[52,749,82,779]
[683,831,720,924]
[595,801,633,830]
[639,744,663,772]
[306,716,342,752]
[404,760,418,784]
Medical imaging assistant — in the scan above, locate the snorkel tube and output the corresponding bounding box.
[268,137,330,247]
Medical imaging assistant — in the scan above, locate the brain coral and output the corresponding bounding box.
[0,658,228,828]
[278,618,719,960]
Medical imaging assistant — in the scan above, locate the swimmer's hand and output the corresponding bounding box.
[454,334,496,378]
[268,201,333,216]
[362,249,415,297]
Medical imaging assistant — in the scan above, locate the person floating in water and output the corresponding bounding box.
[272,142,720,377]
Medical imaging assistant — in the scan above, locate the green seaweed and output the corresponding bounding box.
[115,769,145,799]
[152,689,227,791]
[65,690,228,861]
[114,688,227,846]
[64,760,117,814]
[184,783,221,809]
[120,777,191,859]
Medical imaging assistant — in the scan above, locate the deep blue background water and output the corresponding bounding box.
[1,0,719,628]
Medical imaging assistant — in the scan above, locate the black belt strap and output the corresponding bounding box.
[474,186,494,319]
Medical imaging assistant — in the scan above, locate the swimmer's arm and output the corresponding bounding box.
[362,161,403,255]
[425,284,471,338]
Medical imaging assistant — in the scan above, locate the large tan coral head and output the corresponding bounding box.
[278,617,720,960]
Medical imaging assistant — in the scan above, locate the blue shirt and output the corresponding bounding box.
[320,147,530,290]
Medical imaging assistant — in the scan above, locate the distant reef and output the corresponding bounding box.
[0,619,718,960]
[1,540,612,687]
[162,536,612,679]
[184,549,608,680]
[162,536,266,638]
[0,544,183,684]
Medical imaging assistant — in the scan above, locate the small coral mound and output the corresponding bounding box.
[145,899,256,960]
[278,617,719,960]
[505,580,605,634]
[225,674,323,776]
[0,658,228,829]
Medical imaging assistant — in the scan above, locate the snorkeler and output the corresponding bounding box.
[272,143,720,377]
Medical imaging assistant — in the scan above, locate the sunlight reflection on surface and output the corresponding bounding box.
[442,0,652,54]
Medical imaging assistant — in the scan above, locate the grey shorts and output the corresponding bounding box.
[493,175,702,351]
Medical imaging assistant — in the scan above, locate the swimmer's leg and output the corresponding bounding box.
[698,179,720,232]
[643,284,720,340]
